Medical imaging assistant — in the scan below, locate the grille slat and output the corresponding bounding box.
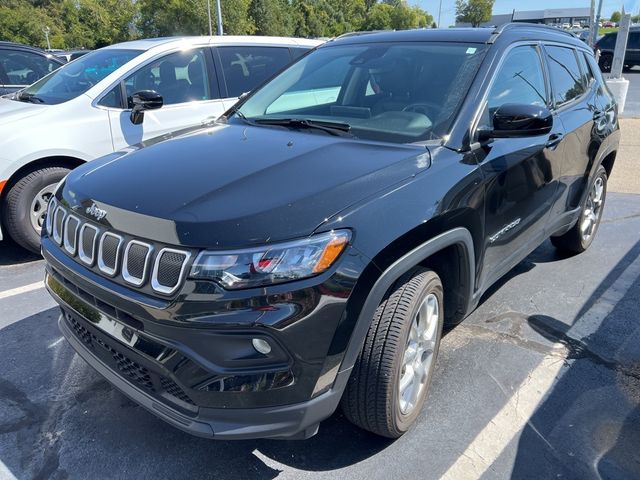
[151,248,191,295]
[52,206,66,245]
[50,205,190,295]
[78,223,98,266]
[63,215,80,255]
[123,241,152,286]
[98,232,123,276]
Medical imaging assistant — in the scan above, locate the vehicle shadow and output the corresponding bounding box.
[0,238,40,266]
[0,306,391,480]
[507,241,640,479]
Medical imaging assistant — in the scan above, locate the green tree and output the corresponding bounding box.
[363,3,394,30]
[250,0,294,36]
[610,11,621,23]
[0,0,61,48]
[455,0,494,27]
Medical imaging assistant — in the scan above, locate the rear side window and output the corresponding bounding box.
[598,33,616,49]
[577,52,594,88]
[487,45,547,111]
[0,49,59,86]
[218,46,291,98]
[545,46,584,106]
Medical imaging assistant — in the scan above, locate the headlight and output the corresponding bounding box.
[189,230,351,289]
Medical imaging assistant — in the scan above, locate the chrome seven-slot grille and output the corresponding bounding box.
[45,198,191,295]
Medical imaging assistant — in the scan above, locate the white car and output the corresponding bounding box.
[0,35,321,252]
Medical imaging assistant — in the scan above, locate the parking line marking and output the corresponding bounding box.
[441,254,640,480]
[0,281,44,300]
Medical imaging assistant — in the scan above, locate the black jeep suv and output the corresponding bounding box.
[42,24,619,440]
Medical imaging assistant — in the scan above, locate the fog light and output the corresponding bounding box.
[252,338,271,355]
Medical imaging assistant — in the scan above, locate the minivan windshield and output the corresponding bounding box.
[17,48,142,105]
[235,42,488,143]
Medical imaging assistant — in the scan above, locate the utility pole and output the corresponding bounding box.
[216,0,223,36]
[589,0,595,46]
[206,0,213,36]
[437,0,442,27]
[592,0,604,46]
[42,26,51,50]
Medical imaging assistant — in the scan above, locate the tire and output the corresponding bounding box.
[551,165,607,254]
[2,166,70,254]
[341,267,444,438]
[599,53,612,73]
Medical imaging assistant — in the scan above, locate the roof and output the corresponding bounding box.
[327,24,585,48]
[513,8,591,21]
[103,35,322,51]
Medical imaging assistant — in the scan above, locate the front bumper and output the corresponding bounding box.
[42,234,365,439]
[56,305,349,440]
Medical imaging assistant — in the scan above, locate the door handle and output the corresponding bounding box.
[546,133,563,149]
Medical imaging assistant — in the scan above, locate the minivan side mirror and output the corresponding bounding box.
[130,90,163,125]
[478,103,553,141]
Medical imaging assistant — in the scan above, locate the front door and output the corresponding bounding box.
[108,48,227,150]
[475,44,565,287]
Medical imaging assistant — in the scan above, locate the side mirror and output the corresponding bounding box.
[129,90,163,125]
[479,103,553,141]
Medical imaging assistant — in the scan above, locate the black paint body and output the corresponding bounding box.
[42,25,620,440]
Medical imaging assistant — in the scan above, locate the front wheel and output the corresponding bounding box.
[341,267,444,438]
[551,165,607,254]
[2,166,70,253]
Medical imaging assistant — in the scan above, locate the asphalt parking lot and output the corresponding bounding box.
[1,116,640,480]
[620,67,640,118]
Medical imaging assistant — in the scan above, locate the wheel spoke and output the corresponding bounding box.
[399,365,414,396]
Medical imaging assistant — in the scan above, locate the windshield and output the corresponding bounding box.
[18,48,142,105]
[235,42,488,143]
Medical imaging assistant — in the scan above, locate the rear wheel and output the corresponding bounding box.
[341,267,444,438]
[551,165,607,254]
[2,167,69,254]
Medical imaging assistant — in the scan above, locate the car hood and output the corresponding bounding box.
[61,122,431,248]
[0,97,48,127]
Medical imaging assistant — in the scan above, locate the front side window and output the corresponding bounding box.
[124,49,214,106]
[628,32,640,49]
[0,49,60,86]
[487,45,547,113]
[18,49,140,105]
[218,46,292,98]
[546,46,585,106]
[235,42,488,143]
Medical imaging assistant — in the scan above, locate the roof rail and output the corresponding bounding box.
[334,30,393,40]
[487,22,576,43]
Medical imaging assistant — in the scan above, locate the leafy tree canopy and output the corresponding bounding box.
[1,0,434,49]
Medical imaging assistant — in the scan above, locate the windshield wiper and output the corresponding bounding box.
[253,118,353,137]
[17,91,46,104]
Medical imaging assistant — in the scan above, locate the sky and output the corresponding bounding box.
[410,0,640,28]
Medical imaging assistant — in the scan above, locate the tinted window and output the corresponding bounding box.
[218,46,291,98]
[577,52,594,87]
[237,42,488,143]
[546,46,585,106]
[98,84,123,108]
[598,33,616,49]
[629,32,640,49]
[488,46,547,112]
[19,49,140,105]
[0,49,60,86]
[125,49,214,106]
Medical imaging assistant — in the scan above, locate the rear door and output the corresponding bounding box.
[542,45,595,225]
[475,44,565,287]
[107,47,226,150]
[213,46,293,110]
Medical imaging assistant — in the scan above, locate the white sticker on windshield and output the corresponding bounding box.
[466,47,477,54]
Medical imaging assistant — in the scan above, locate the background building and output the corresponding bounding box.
[456,8,591,28]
